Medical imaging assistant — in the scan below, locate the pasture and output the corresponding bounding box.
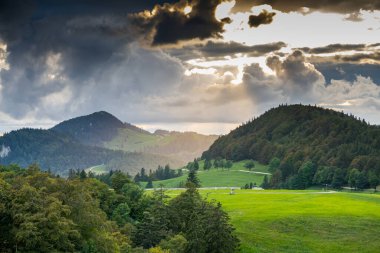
[163,189,380,253]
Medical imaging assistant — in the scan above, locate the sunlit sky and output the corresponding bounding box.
[0,0,379,134]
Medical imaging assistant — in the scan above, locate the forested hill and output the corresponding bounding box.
[0,128,182,175]
[202,104,380,188]
[52,111,129,145]
[52,111,218,164]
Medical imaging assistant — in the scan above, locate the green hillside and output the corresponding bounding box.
[167,189,380,253]
[52,111,127,146]
[52,111,218,164]
[105,129,218,163]
[203,104,380,189]
[143,160,270,188]
[0,128,182,176]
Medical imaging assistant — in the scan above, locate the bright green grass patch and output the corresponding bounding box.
[161,189,380,253]
[147,160,269,188]
[85,164,107,175]
[104,128,161,152]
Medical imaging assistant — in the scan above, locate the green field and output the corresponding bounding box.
[85,164,108,175]
[145,160,270,188]
[104,128,161,152]
[162,189,380,253]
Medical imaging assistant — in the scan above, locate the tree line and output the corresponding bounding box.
[262,157,379,190]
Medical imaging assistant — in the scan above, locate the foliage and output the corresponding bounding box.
[203,104,380,189]
[261,175,270,189]
[186,169,201,188]
[159,234,187,253]
[135,165,181,183]
[203,159,212,170]
[0,164,238,253]
[0,128,181,176]
[244,160,255,170]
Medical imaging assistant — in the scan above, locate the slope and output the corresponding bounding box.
[52,111,218,164]
[202,104,380,188]
[0,128,182,176]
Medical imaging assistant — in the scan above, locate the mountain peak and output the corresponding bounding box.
[52,111,125,145]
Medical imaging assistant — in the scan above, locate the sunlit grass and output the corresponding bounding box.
[147,160,269,188]
[161,189,380,253]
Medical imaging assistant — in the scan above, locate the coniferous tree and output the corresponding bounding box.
[79,169,87,180]
[261,175,269,189]
[332,168,345,189]
[146,179,153,189]
[193,159,199,171]
[369,172,379,192]
[204,159,212,170]
[186,169,201,188]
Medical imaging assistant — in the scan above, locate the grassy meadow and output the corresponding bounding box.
[85,164,108,175]
[145,160,270,188]
[162,189,380,253]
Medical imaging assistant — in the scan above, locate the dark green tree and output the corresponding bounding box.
[186,169,201,188]
[193,159,199,171]
[146,179,153,189]
[356,171,368,190]
[268,157,281,173]
[348,168,360,189]
[80,169,87,180]
[332,168,345,189]
[368,172,379,192]
[261,175,270,189]
[244,160,255,170]
[203,159,212,170]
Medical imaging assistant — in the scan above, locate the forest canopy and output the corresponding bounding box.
[0,164,239,253]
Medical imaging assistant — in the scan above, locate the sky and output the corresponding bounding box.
[0,0,379,135]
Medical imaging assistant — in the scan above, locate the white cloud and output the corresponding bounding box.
[0,145,10,158]
[242,51,380,125]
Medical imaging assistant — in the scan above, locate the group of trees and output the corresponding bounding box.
[0,164,238,252]
[187,158,234,172]
[186,159,200,171]
[266,157,380,190]
[202,158,233,171]
[242,182,257,189]
[133,186,239,252]
[134,165,182,183]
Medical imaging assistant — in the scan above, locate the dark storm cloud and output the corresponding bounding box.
[232,0,380,14]
[334,52,380,63]
[296,44,368,54]
[314,63,380,84]
[129,0,230,46]
[0,0,184,120]
[308,50,380,65]
[248,10,276,28]
[167,40,286,59]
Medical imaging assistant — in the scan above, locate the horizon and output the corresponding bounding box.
[1,0,380,135]
[1,103,378,136]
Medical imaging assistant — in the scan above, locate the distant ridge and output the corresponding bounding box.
[0,110,217,175]
[52,111,218,164]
